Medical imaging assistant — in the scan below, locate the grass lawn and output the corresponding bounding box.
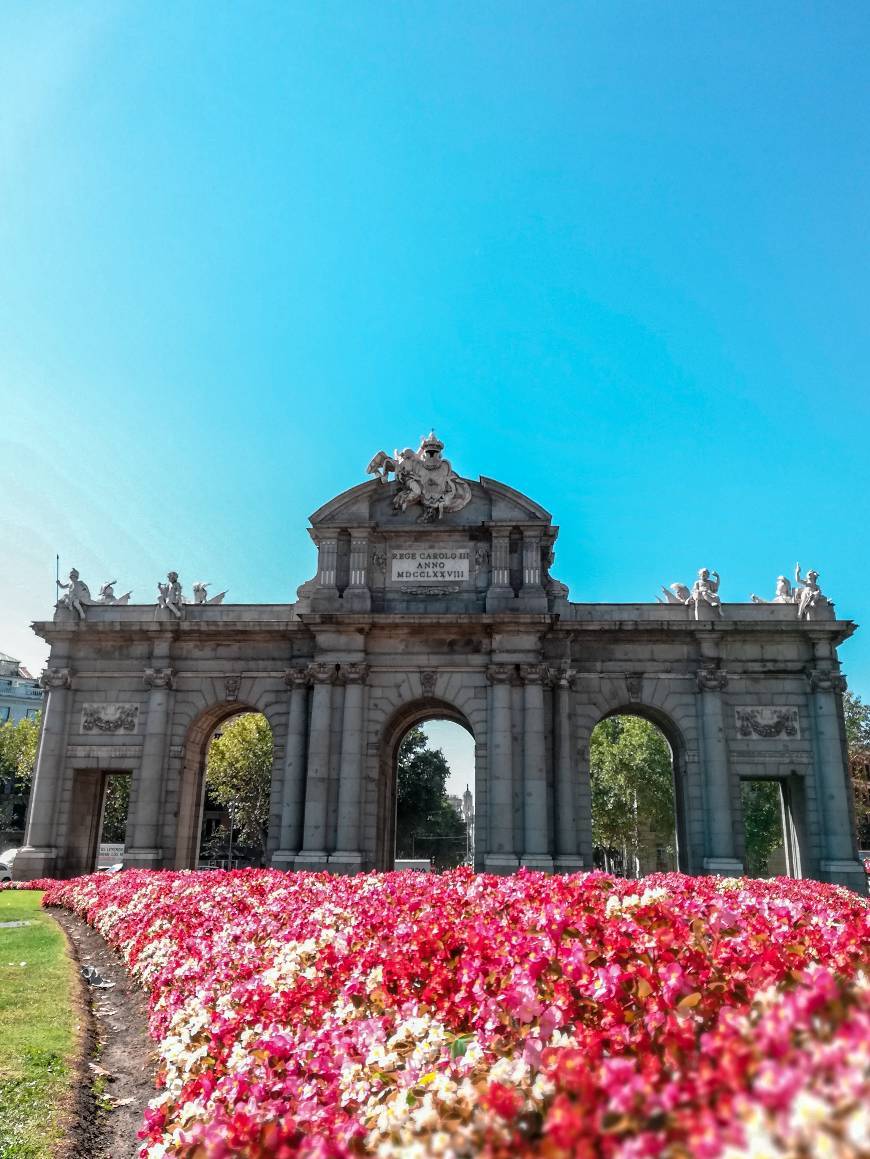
[0,892,79,1159]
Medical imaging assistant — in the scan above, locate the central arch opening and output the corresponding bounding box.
[379,705,475,872]
[197,711,274,869]
[589,713,681,877]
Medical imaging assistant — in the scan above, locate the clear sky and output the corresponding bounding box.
[2,0,869,786]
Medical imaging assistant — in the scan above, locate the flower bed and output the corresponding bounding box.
[33,869,870,1157]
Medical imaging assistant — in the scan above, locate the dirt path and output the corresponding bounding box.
[51,908,157,1159]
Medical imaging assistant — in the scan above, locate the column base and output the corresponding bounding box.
[703,857,744,876]
[270,850,298,870]
[819,859,869,895]
[293,851,331,872]
[11,846,57,882]
[123,848,164,870]
[520,854,554,873]
[328,851,364,874]
[554,856,586,875]
[483,853,520,875]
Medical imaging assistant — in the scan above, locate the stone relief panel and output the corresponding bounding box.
[81,703,140,734]
[735,707,800,739]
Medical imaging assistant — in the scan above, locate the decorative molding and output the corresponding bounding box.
[370,549,386,571]
[398,584,463,596]
[224,676,241,702]
[474,545,490,568]
[735,707,799,739]
[697,665,728,691]
[40,667,71,690]
[143,667,175,690]
[807,669,847,694]
[81,703,139,734]
[420,670,437,695]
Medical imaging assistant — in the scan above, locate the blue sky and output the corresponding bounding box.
[2,0,869,747]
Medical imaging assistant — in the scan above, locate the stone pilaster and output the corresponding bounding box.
[271,667,310,867]
[344,531,372,612]
[806,636,866,891]
[697,662,742,875]
[484,664,519,872]
[14,665,72,879]
[486,529,514,611]
[330,662,370,872]
[554,666,583,872]
[295,661,336,868]
[519,529,547,611]
[520,663,553,870]
[125,663,174,869]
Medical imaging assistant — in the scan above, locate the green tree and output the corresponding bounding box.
[100,774,131,844]
[0,712,41,830]
[589,715,676,876]
[741,780,784,876]
[843,691,870,848]
[204,713,273,863]
[396,727,467,869]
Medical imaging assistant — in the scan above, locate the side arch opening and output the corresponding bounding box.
[589,707,688,877]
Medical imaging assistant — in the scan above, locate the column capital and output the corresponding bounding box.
[807,667,847,694]
[696,664,727,692]
[552,663,576,690]
[308,661,338,684]
[520,663,546,685]
[40,667,71,690]
[487,663,515,684]
[144,667,175,690]
[342,662,370,684]
[283,666,310,689]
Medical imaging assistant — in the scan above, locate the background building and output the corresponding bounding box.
[0,652,43,725]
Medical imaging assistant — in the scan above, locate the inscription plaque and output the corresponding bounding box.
[390,548,470,583]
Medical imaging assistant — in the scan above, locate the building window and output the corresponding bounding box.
[0,707,10,722]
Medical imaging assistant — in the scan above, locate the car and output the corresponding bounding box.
[0,861,11,883]
[0,848,19,867]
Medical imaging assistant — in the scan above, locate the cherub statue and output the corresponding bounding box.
[751,575,794,605]
[98,580,132,605]
[794,563,824,620]
[690,568,722,614]
[657,570,721,616]
[157,571,184,618]
[57,568,94,619]
[192,582,227,605]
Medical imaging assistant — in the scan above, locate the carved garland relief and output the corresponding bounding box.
[81,703,140,733]
[735,707,800,739]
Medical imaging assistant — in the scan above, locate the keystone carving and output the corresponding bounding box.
[40,667,71,690]
[420,670,437,695]
[625,673,643,702]
[143,667,175,690]
[224,676,241,702]
[697,665,728,691]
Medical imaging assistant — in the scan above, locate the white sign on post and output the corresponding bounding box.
[390,548,470,583]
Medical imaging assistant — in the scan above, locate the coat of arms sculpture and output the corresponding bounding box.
[366,432,472,522]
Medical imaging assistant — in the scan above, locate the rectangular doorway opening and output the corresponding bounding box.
[740,778,799,878]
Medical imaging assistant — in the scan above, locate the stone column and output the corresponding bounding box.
[521,664,553,870]
[315,532,340,595]
[14,664,72,879]
[330,662,369,872]
[125,664,174,868]
[697,664,742,874]
[271,667,310,867]
[806,638,866,890]
[344,532,372,612]
[554,666,583,872]
[296,662,335,868]
[484,664,519,872]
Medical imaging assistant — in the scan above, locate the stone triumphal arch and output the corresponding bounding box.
[16,434,867,893]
